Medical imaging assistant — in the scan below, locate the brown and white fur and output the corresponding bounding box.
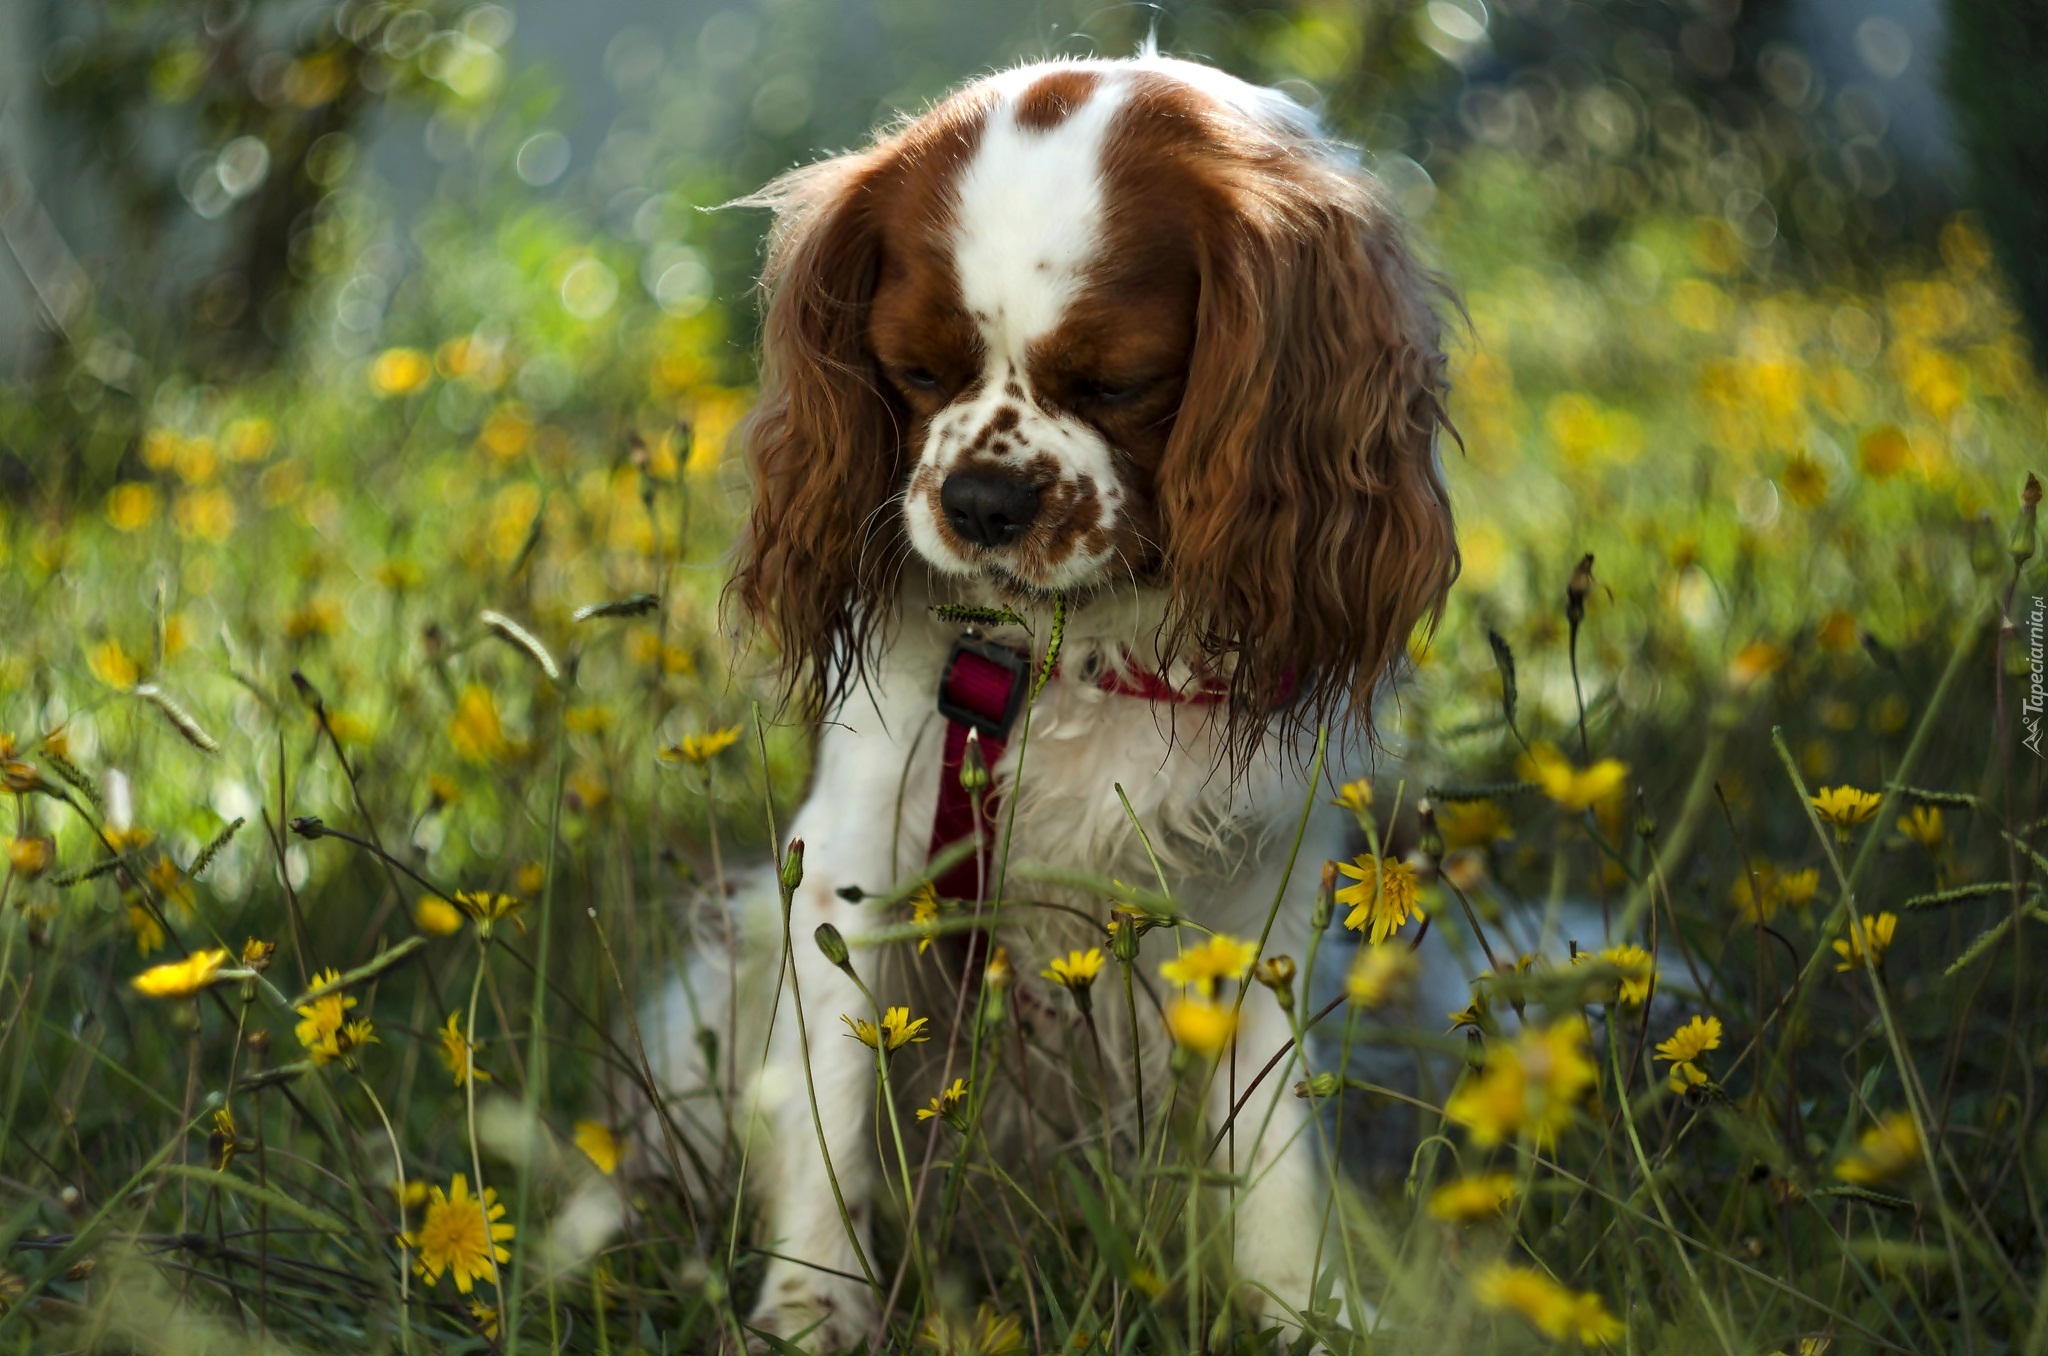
[679,52,1458,1352]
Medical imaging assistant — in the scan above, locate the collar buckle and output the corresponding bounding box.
[937,636,1032,742]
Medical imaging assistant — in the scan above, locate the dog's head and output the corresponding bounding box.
[731,55,1458,758]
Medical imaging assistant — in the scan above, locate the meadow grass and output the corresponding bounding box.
[0,151,2045,1354]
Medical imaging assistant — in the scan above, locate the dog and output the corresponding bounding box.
[684,51,1458,1352]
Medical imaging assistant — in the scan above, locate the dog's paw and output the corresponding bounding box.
[744,1272,878,1355]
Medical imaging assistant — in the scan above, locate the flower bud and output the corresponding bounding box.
[1312,860,1337,931]
[289,816,326,840]
[1464,1027,1487,1071]
[959,730,990,792]
[290,669,325,711]
[984,944,1012,994]
[814,922,850,969]
[1633,787,1658,842]
[1566,553,1595,626]
[2010,473,2041,565]
[780,839,805,891]
[1109,914,1140,964]
[1417,798,1443,863]
[1295,1071,1341,1100]
[1253,955,1296,1013]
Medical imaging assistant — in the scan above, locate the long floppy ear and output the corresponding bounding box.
[726,153,906,719]
[1158,155,1459,767]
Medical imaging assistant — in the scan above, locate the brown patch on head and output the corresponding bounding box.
[1014,69,1100,131]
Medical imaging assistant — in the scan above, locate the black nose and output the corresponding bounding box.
[940,471,1041,549]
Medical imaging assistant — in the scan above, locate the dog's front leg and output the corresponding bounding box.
[1209,973,1349,1343]
[746,702,929,1353]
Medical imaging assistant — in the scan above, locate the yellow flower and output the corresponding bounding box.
[1898,804,1945,853]
[147,854,194,913]
[1335,856,1418,945]
[659,725,743,765]
[1777,867,1820,908]
[295,970,356,1056]
[448,685,507,763]
[909,883,941,955]
[1811,786,1881,836]
[1727,640,1788,690]
[1164,997,1239,1055]
[915,1303,1025,1356]
[1426,1172,1517,1222]
[1345,943,1418,1008]
[106,482,161,532]
[131,948,231,999]
[305,1018,378,1067]
[207,1107,243,1172]
[453,890,526,938]
[1519,743,1630,812]
[1331,778,1373,813]
[1832,912,1897,972]
[1473,1262,1623,1346]
[1782,453,1829,508]
[370,347,434,398]
[240,937,276,972]
[1667,1059,1710,1094]
[516,861,546,895]
[843,1005,930,1054]
[6,836,52,879]
[1438,799,1512,849]
[1446,1020,1597,1147]
[416,895,465,935]
[1835,1111,1922,1185]
[1157,933,1258,996]
[1590,944,1656,1006]
[88,639,141,690]
[284,598,342,640]
[438,1012,488,1087]
[1654,1015,1722,1067]
[469,1300,501,1340]
[402,1173,513,1293]
[1042,948,1105,990]
[574,1120,620,1175]
[129,905,167,956]
[916,1077,970,1126]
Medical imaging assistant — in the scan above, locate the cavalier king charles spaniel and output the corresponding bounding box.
[682,50,1457,1352]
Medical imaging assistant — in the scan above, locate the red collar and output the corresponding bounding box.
[927,636,1224,901]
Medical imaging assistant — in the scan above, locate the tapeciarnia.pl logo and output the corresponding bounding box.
[2027,596,2046,758]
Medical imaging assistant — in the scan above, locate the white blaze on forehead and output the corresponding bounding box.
[949,69,1131,365]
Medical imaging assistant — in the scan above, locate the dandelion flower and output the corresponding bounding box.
[916,1304,1025,1355]
[129,905,167,956]
[416,895,465,935]
[1331,779,1373,813]
[1042,948,1105,990]
[1473,1262,1624,1346]
[1810,786,1881,839]
[1438,800,1512,849]
[1426,1172,1517,1222]
[131,948,231,999]
[448,685,507,763]
[207,1107,248,1172]
[1776,867,1820,909]
[909,883,941,956]
[1446,1020,1597,1147]
[659,725,743,765]
[6,836,52,879]
[453,889,526,939]
[1586,944,1656,1006]
[916,1078,970,1128]
[1654,1015,1721,1066]
[1655,1015,1722,1093]
[1831,912,1897,972]
[1157,934,1258,996]
[403,1173,513,1293]
[843,1005,930,1055]
[370,347,433,398]
[1898,804,1945,853]
[1835,1111,1921,1185]
[469,1301,501,1339]
[438,1012,489,1087]
[1346,944,1418,1008]
[1519,743,1629,812]
[295,970,356,1056]
[88,639,141,691]
[1164,997,1238,1055]
[1334,856,1419,945]
[574,1121,620,1176]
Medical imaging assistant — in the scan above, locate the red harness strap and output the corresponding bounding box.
[925,636,1227,902]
